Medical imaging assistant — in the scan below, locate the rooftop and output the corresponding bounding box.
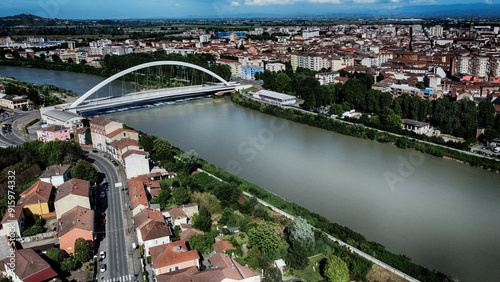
[57,206,94,237]
[150,241,199,269]
[55,178,90,202]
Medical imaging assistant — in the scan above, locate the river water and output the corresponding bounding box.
[2,66,499,281]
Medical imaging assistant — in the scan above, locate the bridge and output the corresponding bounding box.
[64,61,238,114]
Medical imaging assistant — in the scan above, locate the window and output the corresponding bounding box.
[175,266,179,271]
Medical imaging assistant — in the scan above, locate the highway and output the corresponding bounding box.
[90,152,135,282]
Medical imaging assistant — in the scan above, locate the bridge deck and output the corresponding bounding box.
[66,83,237,114]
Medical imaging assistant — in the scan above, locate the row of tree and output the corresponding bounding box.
[259,67,500,141]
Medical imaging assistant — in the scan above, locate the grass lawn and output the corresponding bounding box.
[288,254,326,282]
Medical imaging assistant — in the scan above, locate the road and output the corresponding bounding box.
[0,109,37,146]
[90,152,136,282]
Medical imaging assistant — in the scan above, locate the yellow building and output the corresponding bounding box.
[18,181,54,215]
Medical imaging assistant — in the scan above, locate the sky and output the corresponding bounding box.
[0,0,497,19]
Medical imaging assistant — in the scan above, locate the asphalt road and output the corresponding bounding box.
[90,152,134,282]
[0,109,33,146]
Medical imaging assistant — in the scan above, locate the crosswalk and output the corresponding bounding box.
[99,274,137,282]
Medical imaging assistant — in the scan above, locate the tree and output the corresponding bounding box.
[324,255,349,282]
[248,221,281,257]
[152,190,170,209]
[380,106,402,127]
[152,138,174,162]
[179,150,199,168]
[286,240,309,270]
[61,256,78,272]
[330,104,343,116]
[477,100,495,128]
[287,217,314,251]
[189,234,208,254]
[74,237,92,263]
[172,186,190,205]
[247,247,261,269]
[262,266,283,282]
[84,128,92,145]
[71,159,98,184]
[192,206,212,232]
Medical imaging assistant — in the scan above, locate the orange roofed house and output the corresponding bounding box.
[57,206,94,254]
[150,241,200,275]
[17,180,54,216]
[128,178,150,216]
[134,208,171,256]
[155,252,260,282]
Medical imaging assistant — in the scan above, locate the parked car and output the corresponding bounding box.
[100,191,105,198]
[100,264,106,272]
[99,251,106,260]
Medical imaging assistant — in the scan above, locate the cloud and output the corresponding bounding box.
[309,0,341,3]
[409,0,436,4]
[352,0,376,3]
[484,0,492,3]
[230,1,241,6]
[244,0,298,5]
[174,3,182,6]
[244,0,341,5]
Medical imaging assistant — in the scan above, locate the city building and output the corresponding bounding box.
[252,89,296,105]
[0,94,30,110]
[266,62,286,72]
[123,150,150,179]
[40,108,84,128]
[89,116,123,151]
[17,181,54,216]
[402,119,431,135]
[216,58,242,78]
[150,241,200,275]
[54,179,91,220]
[1,248,58,282]
[128,177,150,216]
[57,206,94,254]
[36,125,71,142]
[0,206,25,238]
[39,164,71,187]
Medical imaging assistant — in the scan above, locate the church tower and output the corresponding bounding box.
[469,13,475,37]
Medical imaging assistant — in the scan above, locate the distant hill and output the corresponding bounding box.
[0,13,72,27]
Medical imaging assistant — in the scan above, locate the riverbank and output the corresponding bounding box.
[231,92,500,173]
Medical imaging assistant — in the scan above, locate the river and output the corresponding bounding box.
[1,66,499,281]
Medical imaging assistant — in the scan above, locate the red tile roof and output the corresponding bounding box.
[110,138,139,151]
[18,181,53,207]
[55,178,90,202]
[57,206,94,237]
[163,207,187,221]
[134,208,165,230]
[212,240,236,253]
[1,206,23,223]
[44,125,70,132]
[106,128,138,139]
[150,241,199,270]
[140,221,171,241]
[39,164,70,178]
[156,253,258,282]
[122,149,148,160]
[180,228,204,242]
[128,179,149,210]
[89,116,118,126]
[2,248,57,282]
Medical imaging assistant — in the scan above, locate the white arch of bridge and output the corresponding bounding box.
[67,60,230,109]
